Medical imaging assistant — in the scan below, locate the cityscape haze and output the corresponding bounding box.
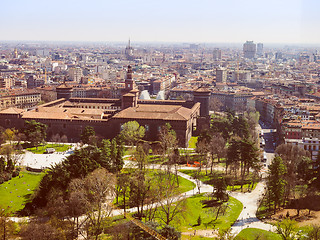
[1,0,320,45]
[1,1,320,240]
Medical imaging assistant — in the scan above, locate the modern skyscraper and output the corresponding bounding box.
[257,43,263,57]
[243,41,256,59]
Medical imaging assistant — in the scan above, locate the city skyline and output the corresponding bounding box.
[1,0,320,45]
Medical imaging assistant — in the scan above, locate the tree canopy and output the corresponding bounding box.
[24,139,124,213]
[119,121,145,146]
[23,120,47,147]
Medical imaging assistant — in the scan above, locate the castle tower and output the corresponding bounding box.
[193,87,211,117]
[56,78,73,100]
[193,87,211,134]
[56,83,73,100]
[125,65,135,90]
[122,65,139,109]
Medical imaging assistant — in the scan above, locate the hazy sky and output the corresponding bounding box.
[1,0,320,44]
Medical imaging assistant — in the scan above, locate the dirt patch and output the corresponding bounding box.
[182,229,218,238]
[266,209,320,227]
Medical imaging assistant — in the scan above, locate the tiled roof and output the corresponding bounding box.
[113,104,193,121]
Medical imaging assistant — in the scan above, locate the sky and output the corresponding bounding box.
[1,0,320,44]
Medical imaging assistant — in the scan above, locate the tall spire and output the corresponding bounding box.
[128,38,131,48]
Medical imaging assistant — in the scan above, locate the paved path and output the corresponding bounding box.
[229,181,276,235]
[19,143,80,169]
[13,150,277,236]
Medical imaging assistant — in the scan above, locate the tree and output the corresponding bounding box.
[27,143,124,212]
[76,168,115,240]
[1,128,18,146]
[275,144,310,202]
[213,176,228,202]
[156,175,186,226]
[61,135,68,144]
[119,121,145,146]
[80,126,96,145]
[276,219,298,240]
[208,133,226,173]
[267,156,287,213]
[232,115,250,139]
[20,221,66,240]
[297,157,313,182]
[306,225,320,240]
[159,123,179,182]
[129,170,152,220]
[50,133,60,146]
[210,97,223,112]
[196,139,209,174]
[23,120,47,147]
[0,207,16,240]
[226,137,260,190]
[116,172,130,214]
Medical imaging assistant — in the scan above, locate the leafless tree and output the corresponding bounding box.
[156,175,186,226]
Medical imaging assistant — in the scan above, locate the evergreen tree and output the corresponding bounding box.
[267,156,287,213]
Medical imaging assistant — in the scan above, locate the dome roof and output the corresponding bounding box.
[156,91,165,100]
[139,90,151,100]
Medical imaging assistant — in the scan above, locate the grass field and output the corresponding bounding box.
[235,228,281,240]
[114,170,195,207]
[26,144,71,154]
[176,194,242,233]
[180,169,258,192]
[0,170,45,214]
[188,137,198,149]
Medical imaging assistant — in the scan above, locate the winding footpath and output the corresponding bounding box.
[229,181,276,235]
[11,150,276,237]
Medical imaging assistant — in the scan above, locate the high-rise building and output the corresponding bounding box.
[243,41,256,59]
[257,43,263,57]
[216,67,227,83]
[213,48,222,60]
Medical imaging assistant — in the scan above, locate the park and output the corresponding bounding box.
[0,114,320,239]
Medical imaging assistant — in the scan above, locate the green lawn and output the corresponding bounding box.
[175,194,242,232]
[235,228,281,240]
[180,169,258,192]
[26,144,71,154]
[123,146,136,156]
[0,170,45,214]
[227,182,258,192]
[188,136,198,148]
[114,170,195,207]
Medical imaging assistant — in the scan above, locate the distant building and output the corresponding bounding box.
[0,66,208,147]
[257,43,263,57]
[125,39,134,60]
[216,68,227,83]
[68,67,83,83]
[213,48,222,60]
[243,41,256,59]
[0,92,41,110]
[0,77,15,88]
[231,70,251,82]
